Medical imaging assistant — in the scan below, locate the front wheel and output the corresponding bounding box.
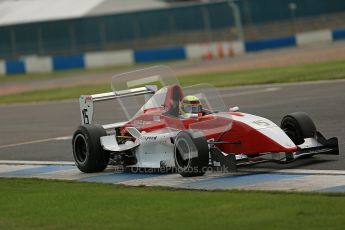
[281,112,316,145]
[72,125,109,173]
[174,131,209,177]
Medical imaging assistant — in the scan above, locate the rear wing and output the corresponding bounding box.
[79,85,157,125]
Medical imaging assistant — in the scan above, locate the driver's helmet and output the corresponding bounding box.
[179,95,202,117]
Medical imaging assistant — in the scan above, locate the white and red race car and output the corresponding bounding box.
[72,66,339,177]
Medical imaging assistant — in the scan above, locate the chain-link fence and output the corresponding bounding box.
[0,2,238,59]
[1,0,345,59]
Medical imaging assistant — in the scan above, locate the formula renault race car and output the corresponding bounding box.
[72,66,339,177]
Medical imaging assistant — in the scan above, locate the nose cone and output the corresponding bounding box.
[228,112,298,153]
[257,126,298,152]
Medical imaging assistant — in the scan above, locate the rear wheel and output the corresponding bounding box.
[174,131,209,177]
[281,112,316,145]
[72,125,109,173]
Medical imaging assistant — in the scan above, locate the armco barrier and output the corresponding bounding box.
[244,36,296,52]
[26,56,52,73]
[52,54,85,71]
[1,27,345,76]
[332,28,345,41]
[5,59,26,75]
[133,46,186,63]
[0,60,5,75]
[85,50,133,68]
[296,30,332,46]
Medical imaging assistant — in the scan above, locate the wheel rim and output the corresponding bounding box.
[285,126,297,142]
[74,134,88,164]
[175,138,192,169]
[283,123,300,144]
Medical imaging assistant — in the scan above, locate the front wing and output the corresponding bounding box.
[210,131,339,171]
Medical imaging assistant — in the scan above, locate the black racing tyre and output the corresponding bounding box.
[174,131,209,177]
[281,112,317,145]
[72,125,110,173]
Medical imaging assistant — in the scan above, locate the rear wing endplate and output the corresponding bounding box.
[79,85,157,125]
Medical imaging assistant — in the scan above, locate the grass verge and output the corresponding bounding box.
[0,178,345,230]
[1,59,345,104]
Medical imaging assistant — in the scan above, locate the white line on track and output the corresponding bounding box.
[0,99,77,108]
[0,160,75,166]
[222,87,280,98]
[240,168,345,176]
[216,78,345,92]
[0,136,72,149]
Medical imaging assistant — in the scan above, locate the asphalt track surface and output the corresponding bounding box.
[0,79,344,170]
